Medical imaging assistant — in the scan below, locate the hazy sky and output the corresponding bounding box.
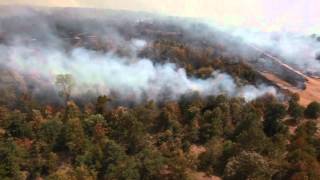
[1,0,320,34]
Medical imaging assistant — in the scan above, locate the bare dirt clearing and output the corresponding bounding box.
[261,72,320,107]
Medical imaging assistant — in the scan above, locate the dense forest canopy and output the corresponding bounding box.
[0,6,320,180]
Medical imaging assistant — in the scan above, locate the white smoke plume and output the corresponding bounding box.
[223,28,320,75]
[0,6,278,103]
[0,42,276,102]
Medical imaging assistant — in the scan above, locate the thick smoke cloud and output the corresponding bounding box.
[0,6,277,103]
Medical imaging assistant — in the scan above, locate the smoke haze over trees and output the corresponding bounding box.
[0,6,279,104]
[0,6,320,180]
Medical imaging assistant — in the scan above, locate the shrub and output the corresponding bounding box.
[304,101,320,119]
